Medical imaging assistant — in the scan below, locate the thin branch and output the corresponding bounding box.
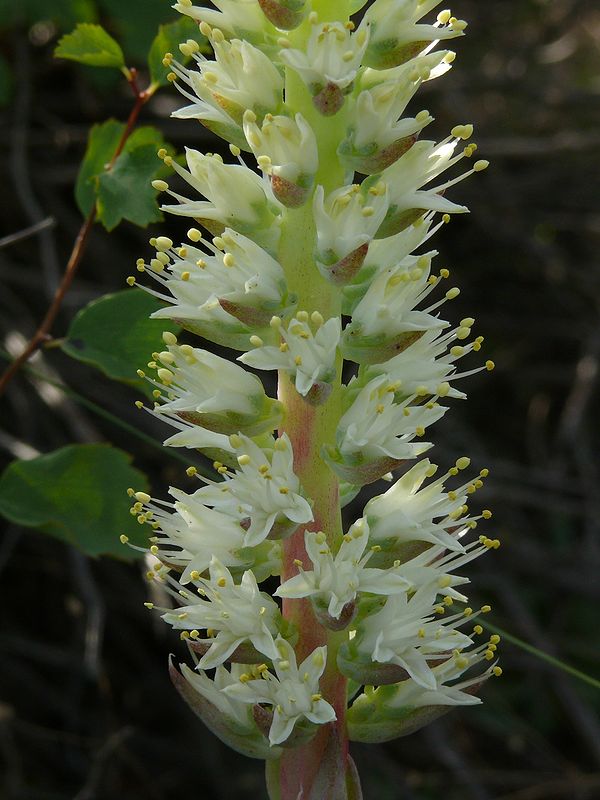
[0,69,153,397]
[0,217,56,249]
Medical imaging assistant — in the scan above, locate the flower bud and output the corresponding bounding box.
[258,0,306,30]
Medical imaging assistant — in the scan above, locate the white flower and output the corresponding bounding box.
[223,638,336,744]
[361,1,466,69]
[365,457,494,552]
[148,343,281,437]
[279,20,369,93]
[275,521,411,619]
[162,558,282,669]
[179,661,258,729]
[348,252,449,339]
[175,31,283,122]
[384,643,500,708]
[193,433,313,546]
[337,375,447,461]
[173,1,269,42]
[142,229,286,328]
[313,183,390,265]
[381,132,488,227]
[138,489,248,580]
[343,51,452,159]
[239,312,340,398]
[243,111,318,189]
[355,584,475,690]
[161,150,280,235]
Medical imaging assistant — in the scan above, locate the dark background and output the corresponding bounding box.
[1,1,599,798]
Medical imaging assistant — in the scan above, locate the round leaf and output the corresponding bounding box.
[55,23,125,69]
[0,444,150,558]
[61,289,180,395]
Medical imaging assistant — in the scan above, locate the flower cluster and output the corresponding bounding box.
[123,0,500,792]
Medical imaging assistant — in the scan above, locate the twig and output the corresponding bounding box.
[0,69,153,398]
[0,217,56,249]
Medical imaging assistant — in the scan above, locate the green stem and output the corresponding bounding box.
[272,1,353,793]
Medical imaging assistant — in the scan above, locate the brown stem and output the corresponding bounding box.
[0,70,152,397]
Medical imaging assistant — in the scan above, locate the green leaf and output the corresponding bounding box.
[55,23,125,69]
[148,16,205,87]
[75,121,172,227]
[96,142,167,230]
[61,289,180,395]
[75,119,125,216]
[0,445,149,559]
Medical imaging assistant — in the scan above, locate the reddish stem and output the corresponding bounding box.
[0,70,151,397]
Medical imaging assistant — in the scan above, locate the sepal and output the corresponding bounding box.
[341,322,425,365]
[338,133,418,175]
[258,0,306,30]
[169,658,280,759]
[337,641,410,685]
[322,443,404,486]
[177,394,284,438]
[311,596,357,631]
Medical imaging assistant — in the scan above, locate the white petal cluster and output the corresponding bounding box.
[141,229,286,327]
[337,375,447,461]
[133,488,248,580]
[224,638,336,745]
[174,0,269,42]
[152,343,263,416]
[355,584,474,690]
[162,558,282,668]
[179,661,257,729]
[131,0,499,761]
[161,150,280,236]
[280,20,369,93]
[349,252,450,339]
[382,133,487,221]
[365,457,493,551]
[240,312,340,398]
[362,0,466,54]
[244,111,318,187]
[313,183,389,264]
[275,520,411,619]
[193,433,313,547]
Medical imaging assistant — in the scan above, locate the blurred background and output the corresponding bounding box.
[0,0,599,798]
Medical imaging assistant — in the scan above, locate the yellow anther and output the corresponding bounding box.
[157,368,174,385]
[493,666,503,677]
[440,268,450,278]
[415,426,425,437]
[437,382,450,397]
[155,236,173,252]
[456,457,470,470]
[119,534,129,544]
[473,624,483,635]
[446,287,460,300]
[151,179,169,192]
[279,486,289,495]
[443,595,453,606]
[437,9,451,24]
[294,355,302,366]
[249,335,263,347]
[486,360,495,371]
[150,545,159,555]
[484,650,494,661]
[237,454,251,466]
[463,607,473,616]
[474,159,489,172]
[217,577,227,587]
[481,604,492,613]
